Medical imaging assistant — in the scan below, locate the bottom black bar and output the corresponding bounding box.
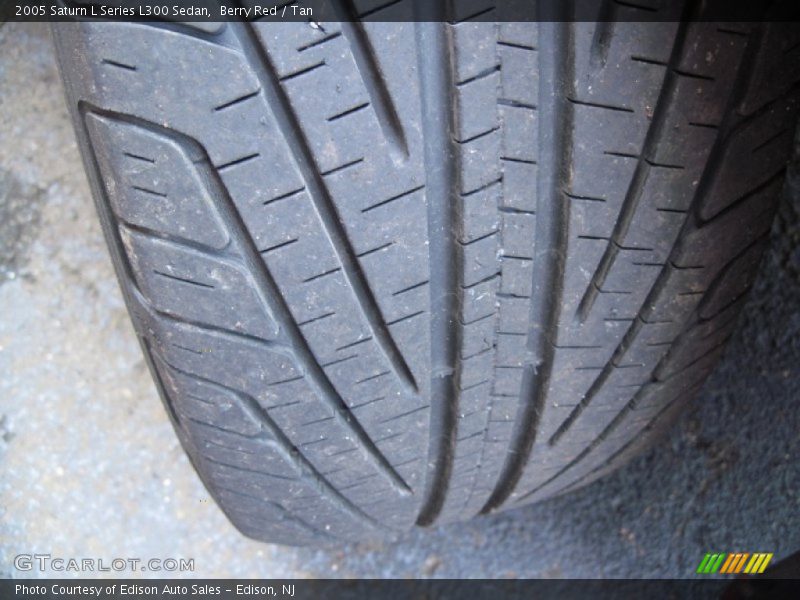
[5,577,800,599]
[0,579,730,600]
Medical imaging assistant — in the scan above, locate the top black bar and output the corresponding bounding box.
[5,0,800,23]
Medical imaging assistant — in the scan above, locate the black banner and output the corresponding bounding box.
[0,579,734,600]
[3,0,800,23]
[4,578,800,600]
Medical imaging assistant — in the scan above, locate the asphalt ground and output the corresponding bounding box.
[0,22,798,579]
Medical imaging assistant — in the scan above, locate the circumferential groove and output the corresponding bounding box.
[413,3,461,527]
[481,10,575,515]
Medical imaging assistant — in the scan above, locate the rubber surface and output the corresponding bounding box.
[54,3,800,544]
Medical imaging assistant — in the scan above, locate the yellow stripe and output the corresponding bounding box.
[744,554,760,574]
[720,553,736,574]
[752,553,773,574]
[749,554,766,574]
[735,553,750,573]
[758,553,773,574]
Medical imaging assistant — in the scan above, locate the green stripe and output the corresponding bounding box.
[696,554,712,574]
[704,554,718,574]
[705,554,719,574]
[710,554,726,574]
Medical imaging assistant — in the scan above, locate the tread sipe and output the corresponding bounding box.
[54,2,800,544]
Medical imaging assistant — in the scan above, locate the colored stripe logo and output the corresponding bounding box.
[696,552,773,575]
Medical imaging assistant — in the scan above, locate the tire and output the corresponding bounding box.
[53,7,800,545]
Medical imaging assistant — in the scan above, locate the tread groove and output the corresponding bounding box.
[81,104,413,498]
[151,269,215,289]
[574,11,694,324]
[234,23,420,395]
[160,359,386,531]
[361,184,425,213]
[589,2,615,70]
[214,89,262,112]
[330,0,410,159]
[54,12,800,543]
[413,7,461,527]
[539,18,770,472]
[101,58,137,71]
[481,12,575,515]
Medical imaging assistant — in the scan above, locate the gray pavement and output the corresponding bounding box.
[0,22,798,579]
